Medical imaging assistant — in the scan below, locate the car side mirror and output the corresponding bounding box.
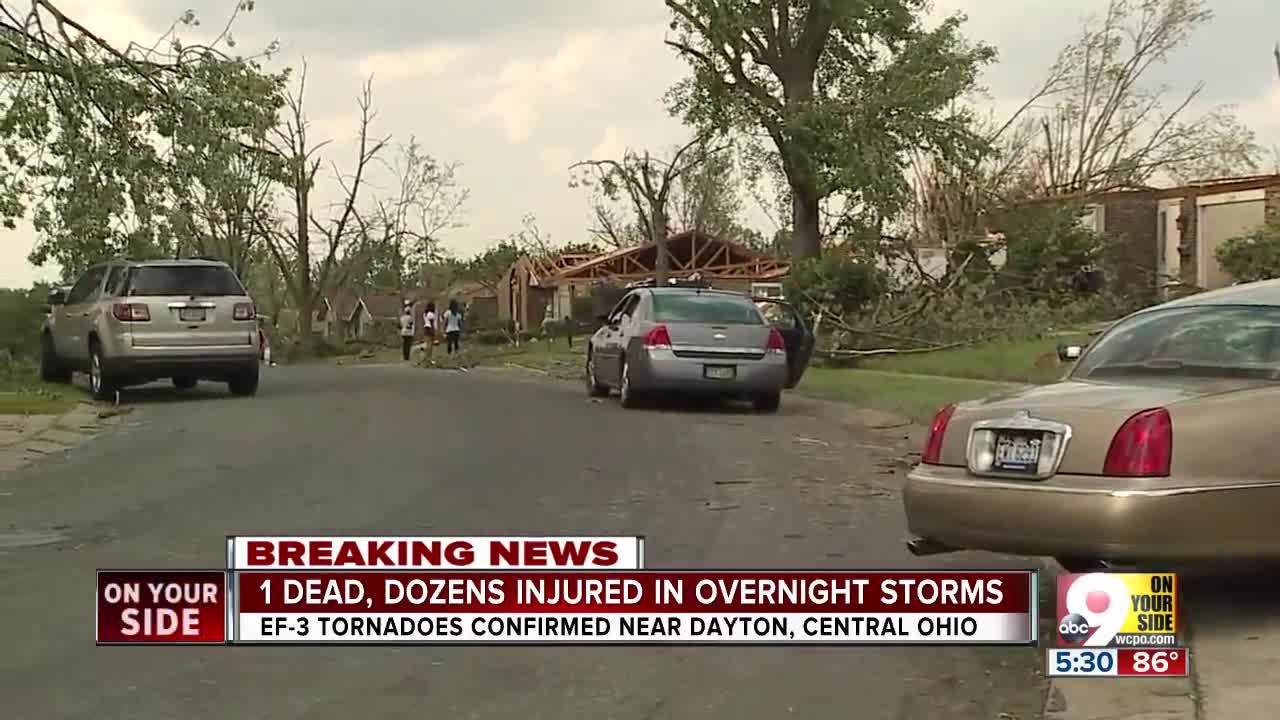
[47,288,66,306]
[1057,343,1084,362]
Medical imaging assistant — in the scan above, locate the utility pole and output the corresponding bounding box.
[1274,43,1280,80]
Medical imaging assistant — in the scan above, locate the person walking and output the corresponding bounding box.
[443,300,462,354]
[398,301,415,361]
[422,302,437,363]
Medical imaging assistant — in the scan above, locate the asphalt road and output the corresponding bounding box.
[0,363,1044,720]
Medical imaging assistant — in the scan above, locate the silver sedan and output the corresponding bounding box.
[585,287,814,412]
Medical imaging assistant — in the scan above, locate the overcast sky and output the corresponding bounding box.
[3,0,1278,288]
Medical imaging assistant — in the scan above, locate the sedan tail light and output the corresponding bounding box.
[766,327,786,353]
[1103,408,1172,477]
[233,302,256,321]
[921,403,957,465]
[112,303,150,322]
[643,324,672,349]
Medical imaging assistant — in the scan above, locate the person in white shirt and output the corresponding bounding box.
[443,300,463,354]
[398,302,415,361]
[422,302,437,362]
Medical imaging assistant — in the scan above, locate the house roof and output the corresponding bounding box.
[549,231,788,283]
[1012,173,1280,207]
[361,292,409,319]
[508,251,599,286]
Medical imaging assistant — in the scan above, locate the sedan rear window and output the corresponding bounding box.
[125,266,245,297]
[651,293,763,325]
[1073,305,1280,380]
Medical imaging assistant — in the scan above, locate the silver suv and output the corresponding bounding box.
[40,258,261,400]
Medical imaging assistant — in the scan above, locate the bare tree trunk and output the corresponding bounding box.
[651,209,670,285]
[791,182,822,259]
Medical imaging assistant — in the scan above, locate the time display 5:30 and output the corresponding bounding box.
[1047,648,1118,676]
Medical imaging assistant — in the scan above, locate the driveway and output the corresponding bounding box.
[0,363,1044,720]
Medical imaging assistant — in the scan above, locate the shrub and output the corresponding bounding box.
[470,328,511,345]
[0,285,52,361]
[993,203,1104,298]
[1216,219,1280,283]
[784,254,889,318]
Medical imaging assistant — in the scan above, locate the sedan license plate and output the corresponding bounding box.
[992,431,1044,473]
[704,365,736,380]
[178,307,206,322]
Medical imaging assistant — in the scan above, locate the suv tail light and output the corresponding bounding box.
[921,403,957,465]
[1103,408,1172,477]
[643,324,672,349]
[112,303,150,322]
[233,302,256,321]
[766,328,786,353]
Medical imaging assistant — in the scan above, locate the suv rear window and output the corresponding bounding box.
[125,266,245,297]
[651,292,763,324]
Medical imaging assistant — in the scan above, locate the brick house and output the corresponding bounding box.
[988,174,1280,302]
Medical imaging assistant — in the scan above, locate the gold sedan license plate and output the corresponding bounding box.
[704,365,736,380]
[993,431,1043,472]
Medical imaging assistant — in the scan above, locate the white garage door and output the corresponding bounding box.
[1199,199,1265,289]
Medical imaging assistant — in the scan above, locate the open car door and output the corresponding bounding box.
[754,298,815,388]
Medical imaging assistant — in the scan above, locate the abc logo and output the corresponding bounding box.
[1058,613,1093,644]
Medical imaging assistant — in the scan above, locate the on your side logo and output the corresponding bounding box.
[1056,573,1131,647]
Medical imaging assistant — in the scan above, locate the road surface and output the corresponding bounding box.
[0,363,1044,719]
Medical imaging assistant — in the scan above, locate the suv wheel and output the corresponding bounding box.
[228,365,260,397]
[39,334,71,384]
[88,343,116,401]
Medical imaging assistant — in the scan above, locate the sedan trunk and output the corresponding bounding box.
[937,378,1273,476]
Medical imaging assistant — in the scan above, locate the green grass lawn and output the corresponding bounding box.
[854,332,1094,385]
[795,367,1017,424]
[0,379,83,415]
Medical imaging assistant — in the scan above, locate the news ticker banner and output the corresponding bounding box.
[96,546,1038,646]
[1049,572,1188,678]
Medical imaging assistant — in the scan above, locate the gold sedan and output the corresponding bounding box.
[903,279,1280,572]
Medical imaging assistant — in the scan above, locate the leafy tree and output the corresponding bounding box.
[990,204,1104,297]
[358,138,469,292]
[456,240,521,298]
[587,201,646,248]
[1021,0,1261,194]
[665,0,994,259]
[570,134,726,284]
[1,1,286,276]
[783,253,888,319]
[669,146,753,241]
[1216,218,1280,284]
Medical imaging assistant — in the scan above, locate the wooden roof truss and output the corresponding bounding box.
[552,232,789,283]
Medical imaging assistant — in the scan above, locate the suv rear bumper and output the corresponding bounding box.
[104,348,257,381]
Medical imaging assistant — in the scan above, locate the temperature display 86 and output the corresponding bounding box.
[1048,648,1189,677]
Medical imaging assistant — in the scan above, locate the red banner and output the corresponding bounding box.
[236,570,1031,614]
[96,570,227,644]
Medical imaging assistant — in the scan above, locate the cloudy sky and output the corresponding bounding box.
[3,0,1278,288]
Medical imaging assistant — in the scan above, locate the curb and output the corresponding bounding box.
[0,401,93,449]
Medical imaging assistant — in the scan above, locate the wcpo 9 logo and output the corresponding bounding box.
[1056,573,1179,647]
